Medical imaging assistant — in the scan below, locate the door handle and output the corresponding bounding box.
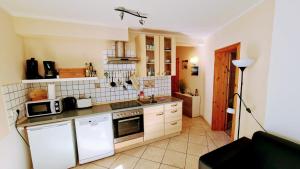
[171,104,178,107]
[156,112,164,116]
[171,122,178,125]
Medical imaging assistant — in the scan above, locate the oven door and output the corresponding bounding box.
[113,115,144,143]
[27,102,52,117]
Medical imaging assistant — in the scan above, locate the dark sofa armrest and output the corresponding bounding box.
[199,137,252,169]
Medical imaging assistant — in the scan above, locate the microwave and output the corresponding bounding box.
[26,98,63,118]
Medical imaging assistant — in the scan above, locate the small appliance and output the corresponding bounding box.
[26,58,42,79]
[43,61,58,79]
[26,98,63,118]
[62,97,77,111]
[76,98,92,109]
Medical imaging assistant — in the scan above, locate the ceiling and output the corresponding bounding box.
[0,0,262,38]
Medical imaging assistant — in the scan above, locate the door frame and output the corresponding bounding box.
[213,42,240,140]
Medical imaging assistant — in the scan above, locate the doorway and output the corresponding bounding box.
[211,43,240,139]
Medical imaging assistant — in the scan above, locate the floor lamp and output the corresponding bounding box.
[230,58,253,139]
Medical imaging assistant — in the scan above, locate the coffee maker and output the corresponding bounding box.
[26,58,42,79]
[43,61,58,79]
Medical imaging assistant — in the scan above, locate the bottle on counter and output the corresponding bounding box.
[195,89,199,96]
[85,63,90,77]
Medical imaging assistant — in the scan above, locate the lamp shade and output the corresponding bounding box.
[227,108,235,114]
[232,58,253,68]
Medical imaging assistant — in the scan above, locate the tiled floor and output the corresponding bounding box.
[73,115,231,169]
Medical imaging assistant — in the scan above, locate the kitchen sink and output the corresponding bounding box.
[137,99,158,104]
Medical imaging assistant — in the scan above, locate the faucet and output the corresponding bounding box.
[149,94,155,103]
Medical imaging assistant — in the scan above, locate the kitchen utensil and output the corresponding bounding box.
[58,68,85,78]
[126,71,132,85]
[28,89,48,101]
[110,72,116,87]
[62,97,77,111]
[117,71,122,86]
[48,84,56,100]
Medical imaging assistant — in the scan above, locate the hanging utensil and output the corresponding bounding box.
[110,71,116,87]
[117,71,122,86]
[126,71,132,85]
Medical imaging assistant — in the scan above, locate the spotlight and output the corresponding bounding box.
[119,11,124,20]
[139,18,145,25]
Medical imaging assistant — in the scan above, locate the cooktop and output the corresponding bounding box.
[110,100,142,110]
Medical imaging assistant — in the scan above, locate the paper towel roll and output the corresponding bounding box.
[48,84,56,100]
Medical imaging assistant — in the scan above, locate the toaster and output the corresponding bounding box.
[76,98,92,109]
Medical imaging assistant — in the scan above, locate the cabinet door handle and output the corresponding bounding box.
[156,112,164,116]
[171,110,177,113]
[171,104,178,107]
[171,122,178,125]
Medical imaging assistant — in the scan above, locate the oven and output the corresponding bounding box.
[112,108,144,143]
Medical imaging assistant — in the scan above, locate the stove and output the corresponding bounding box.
[110,100,144,143]
[110,100,141,110]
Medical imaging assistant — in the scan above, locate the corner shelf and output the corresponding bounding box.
[22,77,98,84]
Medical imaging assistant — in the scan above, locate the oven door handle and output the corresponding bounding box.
[118,117,140,123]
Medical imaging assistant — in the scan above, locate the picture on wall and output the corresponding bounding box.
[191,66,199,76]
[182,60,188,69]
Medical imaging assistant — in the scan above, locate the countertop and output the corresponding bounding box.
[18,96,182,127]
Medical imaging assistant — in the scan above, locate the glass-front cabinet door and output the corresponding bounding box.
[160,36,176,76]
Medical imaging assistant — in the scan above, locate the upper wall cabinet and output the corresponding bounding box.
[136,34,176,77]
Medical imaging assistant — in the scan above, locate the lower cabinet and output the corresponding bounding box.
[144,105,165,141]
[143,102,182,141]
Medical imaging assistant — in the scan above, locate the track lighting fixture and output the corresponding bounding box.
[115,7,148,25]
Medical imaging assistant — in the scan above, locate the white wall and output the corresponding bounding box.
[202,0,275,138]
[0,7,31,169]
[265,0,300,143]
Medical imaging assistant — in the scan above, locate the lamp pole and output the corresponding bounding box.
[237,67,245,139]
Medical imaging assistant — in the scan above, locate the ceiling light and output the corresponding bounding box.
[115,7,148,26]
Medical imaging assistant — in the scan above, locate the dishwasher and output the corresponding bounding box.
[75,113,114,164]
[27,121,76,169]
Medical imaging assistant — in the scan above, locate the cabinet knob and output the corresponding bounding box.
[171,104,178,107]
[171,110,177,113]
[156,112,164,116]
[171,122,178,125]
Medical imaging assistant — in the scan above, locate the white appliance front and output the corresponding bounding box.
[27,121,76,169]
[75,113,114,164]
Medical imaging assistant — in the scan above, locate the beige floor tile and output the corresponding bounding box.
[134,159,160,169]
[141,146,166,163]
[162,150,186,169]
[167,139,188,153]
[185,155,199,169]
[122,145,147,157]
[93,154,121,168]
[72,164,88,169]
[160,164,180,169]
[188,135,207,145]
[150,139,170,149]
[170,134,188,143]
[84,163,107,169]
[187,143,208,157]
[110,154,139,169]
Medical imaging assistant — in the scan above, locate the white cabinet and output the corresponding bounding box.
[143,105,165,141]
[143,102,182,141]
[27,121,76,169]
[164,102,182,135]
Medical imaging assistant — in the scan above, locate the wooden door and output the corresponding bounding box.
[212,52,230,130]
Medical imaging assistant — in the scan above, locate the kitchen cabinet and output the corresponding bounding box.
[143,102,182,141]
[136,34,176,77]
[174,92,200,117]
[164,102,182,135]
[143,105,165,141]
[27,121,76,169]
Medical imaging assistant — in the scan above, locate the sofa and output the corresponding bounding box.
[199,131,300,169]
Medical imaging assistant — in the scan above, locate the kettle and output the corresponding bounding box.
[62,97,77,111]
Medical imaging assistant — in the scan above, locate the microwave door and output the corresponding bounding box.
[27,102,52,117]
